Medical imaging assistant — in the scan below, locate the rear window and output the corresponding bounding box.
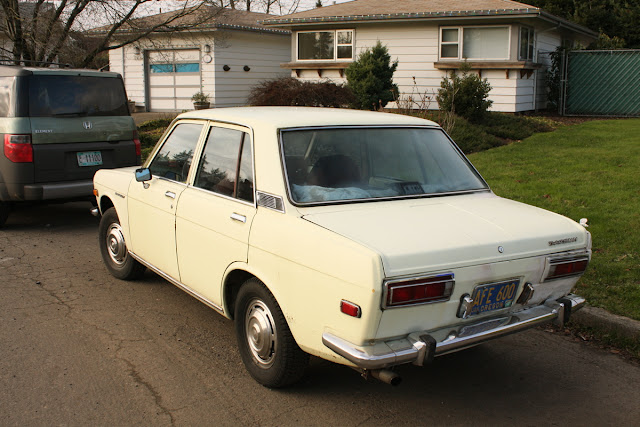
[282,127,488,205]
[28,75,128,117]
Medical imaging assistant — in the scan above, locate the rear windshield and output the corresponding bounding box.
[281,127,488,205]
[28,75,128,117]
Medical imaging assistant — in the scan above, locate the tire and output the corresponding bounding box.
[99,207,145,280]
[0,201,10,228]
[234,278,309,388]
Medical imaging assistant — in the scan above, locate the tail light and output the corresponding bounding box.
[384,273,454,308]
[4,134,33,162]
[133,130,141,156]
[544,255,589,281]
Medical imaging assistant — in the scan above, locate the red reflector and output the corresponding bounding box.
[386,274,454,308]
[133,130,141,156]
[340,300,361,318]
[546,258,589,281]
[4,134,33,162]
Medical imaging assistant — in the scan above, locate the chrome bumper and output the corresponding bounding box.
[322,294,585,370]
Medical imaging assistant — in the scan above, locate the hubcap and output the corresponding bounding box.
[106,223,127,266]
[245,298,277,367]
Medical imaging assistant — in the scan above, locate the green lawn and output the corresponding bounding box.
[468,119,640,321]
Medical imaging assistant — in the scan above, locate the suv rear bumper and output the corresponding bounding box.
[322,294,585,370]
[22,180,94,200]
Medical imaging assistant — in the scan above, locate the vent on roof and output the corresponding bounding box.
[257,191,285,213]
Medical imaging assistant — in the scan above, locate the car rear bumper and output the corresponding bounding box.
[322,294,585,370]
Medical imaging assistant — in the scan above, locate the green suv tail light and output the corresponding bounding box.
[4,134,33,162]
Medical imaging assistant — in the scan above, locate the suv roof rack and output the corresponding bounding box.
[0,59,72,68]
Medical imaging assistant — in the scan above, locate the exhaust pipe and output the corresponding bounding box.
[370,369,402,386]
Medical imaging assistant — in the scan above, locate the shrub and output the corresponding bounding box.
[346,41,398,110]
[248,77,355,107]
[437,64,493,123]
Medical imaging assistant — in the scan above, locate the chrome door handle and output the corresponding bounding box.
[230,213,246,223]
[165,191,176,199]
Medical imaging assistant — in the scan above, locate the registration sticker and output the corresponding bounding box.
[77,151,103,167]
[468,279,519,317]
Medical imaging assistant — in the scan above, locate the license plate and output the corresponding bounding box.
[77,151,102,167]
[468,279,520,317]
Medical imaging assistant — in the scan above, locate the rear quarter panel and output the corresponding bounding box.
[248,208,385,364]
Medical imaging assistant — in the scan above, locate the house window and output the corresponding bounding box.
[297,30,354,61]
[519,27,535,61]
[440,26,510,60]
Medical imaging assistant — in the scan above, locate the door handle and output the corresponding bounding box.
[230,213,246,223]
[165,191,176,199]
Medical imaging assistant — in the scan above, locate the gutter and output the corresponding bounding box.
[262,7,597,40]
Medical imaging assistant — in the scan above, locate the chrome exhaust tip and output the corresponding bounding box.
[370,369,402,386]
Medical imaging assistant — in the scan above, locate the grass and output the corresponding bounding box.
[468,119,640,321]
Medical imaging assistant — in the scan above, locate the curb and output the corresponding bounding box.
[570,306,640,342]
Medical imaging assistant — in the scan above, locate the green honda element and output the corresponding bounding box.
[0,65,140,226]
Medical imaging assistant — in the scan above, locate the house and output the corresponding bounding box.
[99,7,290,112]
[262,0,598,112]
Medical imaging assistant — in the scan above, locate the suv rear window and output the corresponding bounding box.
[28,75,128,117]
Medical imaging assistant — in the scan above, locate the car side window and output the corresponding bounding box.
[194,126,254,203]
[149,123,203,183]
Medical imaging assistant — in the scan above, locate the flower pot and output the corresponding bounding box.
[193,101,210,110]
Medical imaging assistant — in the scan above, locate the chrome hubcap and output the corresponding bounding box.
[245,299,277,367]
[106,223,127,266]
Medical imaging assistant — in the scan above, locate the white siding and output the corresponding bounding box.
[109,30,289,111]
[213,31,290,107]
[292,21,571,113]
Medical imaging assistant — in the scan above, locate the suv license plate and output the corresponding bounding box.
[468,279,519,317]
[77,151,103,167]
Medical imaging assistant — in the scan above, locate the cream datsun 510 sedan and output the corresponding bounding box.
[93,107,591,387]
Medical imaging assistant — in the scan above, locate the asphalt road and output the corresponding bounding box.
[1,202,639,426]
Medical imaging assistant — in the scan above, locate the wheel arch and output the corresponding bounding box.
[98,195,115,215]
[223,268,256,320]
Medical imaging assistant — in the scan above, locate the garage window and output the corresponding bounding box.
[150,63,200,73]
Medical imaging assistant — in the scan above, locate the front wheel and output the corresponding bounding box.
[234,278,309,388]
[99,207,145,280]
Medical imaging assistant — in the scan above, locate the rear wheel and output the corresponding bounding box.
[0,201,10,227]
[234,278,309,388]
[99,207,145,280]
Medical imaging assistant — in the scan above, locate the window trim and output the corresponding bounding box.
[439,25,512,61]
[191,122,257,207]
[518,26,536,62]
[296,29,355,62]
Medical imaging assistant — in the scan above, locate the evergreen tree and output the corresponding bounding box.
[346,41,398,110]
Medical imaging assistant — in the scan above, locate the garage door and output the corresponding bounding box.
[148,49,201,111]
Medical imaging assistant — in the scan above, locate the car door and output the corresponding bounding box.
[176,124,256,307]
[127,121,205,280]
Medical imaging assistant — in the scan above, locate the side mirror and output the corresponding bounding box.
[135,168,151,182]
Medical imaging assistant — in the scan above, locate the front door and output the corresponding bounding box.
[128,121,205,280]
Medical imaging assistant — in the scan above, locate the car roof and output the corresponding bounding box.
[176,106,440,130]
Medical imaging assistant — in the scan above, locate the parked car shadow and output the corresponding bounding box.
[1,201,98,231]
